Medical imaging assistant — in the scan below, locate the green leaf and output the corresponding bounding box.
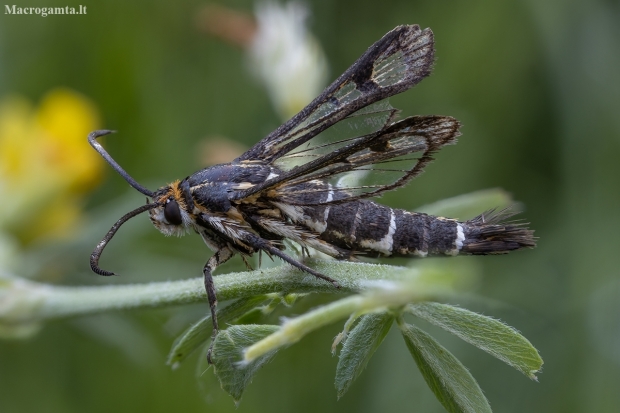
[167,295,270,368]
[408,302,543,379]
[335,312,394,398]
[400,322,492,413]
[211,324,281,402]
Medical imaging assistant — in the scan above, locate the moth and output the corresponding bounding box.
[89,25,535,362]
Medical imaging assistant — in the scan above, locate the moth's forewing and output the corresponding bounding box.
[235,25,434,166]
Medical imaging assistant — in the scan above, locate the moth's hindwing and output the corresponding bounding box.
[273,115,461,205]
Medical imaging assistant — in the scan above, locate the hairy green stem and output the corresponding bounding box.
[0,260,425,326]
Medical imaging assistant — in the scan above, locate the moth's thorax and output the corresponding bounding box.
[187,162,282,211]
[186,162,279,189]
[149,180,194,237]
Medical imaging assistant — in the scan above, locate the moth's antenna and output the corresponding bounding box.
[90,202,159,276]
[88,130,155,197]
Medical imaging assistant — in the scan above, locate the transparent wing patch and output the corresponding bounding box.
[273,100,398,171]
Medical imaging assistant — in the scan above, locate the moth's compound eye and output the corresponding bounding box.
[164,199,183,225]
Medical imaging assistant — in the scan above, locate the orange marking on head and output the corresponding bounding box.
[155,180,188,211]
[168,180,188,210]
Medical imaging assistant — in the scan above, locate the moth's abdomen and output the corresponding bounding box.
[313,201,534,258]
[312,201,457,257]
[390,209,463,257]
[320,201,398,257]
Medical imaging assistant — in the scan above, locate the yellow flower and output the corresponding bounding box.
[0,88,102,244]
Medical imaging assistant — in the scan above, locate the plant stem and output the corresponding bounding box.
[1,260,422,324]
[243,278,452,362]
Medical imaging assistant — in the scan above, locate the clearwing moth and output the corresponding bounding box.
[88,25,535,362]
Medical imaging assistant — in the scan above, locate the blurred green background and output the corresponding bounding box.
[1,0,619,412]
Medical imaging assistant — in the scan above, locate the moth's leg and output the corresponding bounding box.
[244,233,340,288]
[204,247,233,364]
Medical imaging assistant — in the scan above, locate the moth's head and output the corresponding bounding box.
[87,130,197,276]
[149,180,192,237]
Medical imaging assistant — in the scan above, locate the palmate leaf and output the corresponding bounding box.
[408,302,543,379]
[211,324,281,403]
[400,322,492,413]
[335,312,394,398]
